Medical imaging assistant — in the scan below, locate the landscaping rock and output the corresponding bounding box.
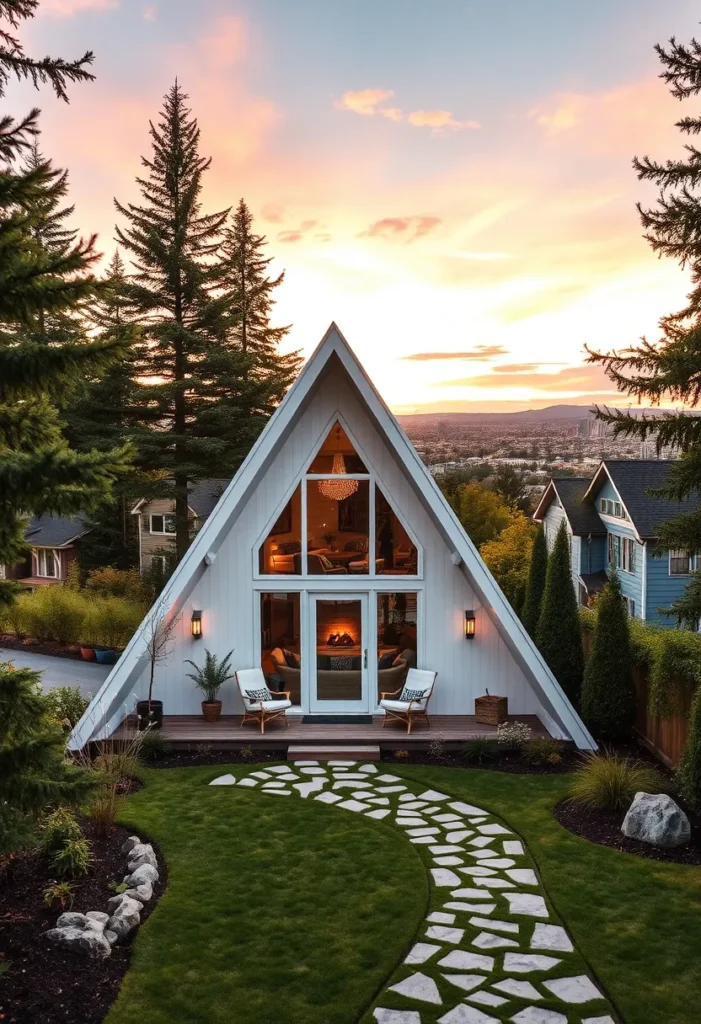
[124,862,159,887]
[127,842,157,871]
[107,895,142,940]
[85,911,110,929]
[104,929,119,947]
[124,883,153,904]
[46,924,112,958]
[621,792,691,848]
[121,835,141,854]
[56,911,90,929]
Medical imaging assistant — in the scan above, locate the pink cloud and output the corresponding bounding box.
[404,346,509,361]
[360,215,441,242]
[336,89,394,116]
[407,109,481,131]
[434,364,614,391]
[38,0,117,14]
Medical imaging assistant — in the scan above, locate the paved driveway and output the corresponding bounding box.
[0,648,111,698]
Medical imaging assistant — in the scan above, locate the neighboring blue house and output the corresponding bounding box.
[533,460,698,627]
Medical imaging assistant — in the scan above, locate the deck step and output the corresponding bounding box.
[287,744,381,762]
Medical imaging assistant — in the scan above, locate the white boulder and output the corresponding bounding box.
[107,895,142,940]
[622,792,690,848]
[127,842,158,872]
[124,862,159,888]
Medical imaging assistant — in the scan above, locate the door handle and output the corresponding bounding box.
[363,648,368,668]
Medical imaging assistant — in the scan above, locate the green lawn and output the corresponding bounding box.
[108,763,701,1024]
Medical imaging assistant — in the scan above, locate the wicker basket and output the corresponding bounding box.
[474,694,508,726]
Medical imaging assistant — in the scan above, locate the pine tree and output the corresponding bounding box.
[536,521,584,703]
[587,35,701,621]
[581,572,635,740]
[522,525,548,636]
[0,661,95,853]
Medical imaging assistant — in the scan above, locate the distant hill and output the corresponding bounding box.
[397,404,688,425]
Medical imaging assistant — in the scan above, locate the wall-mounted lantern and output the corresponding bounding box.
[191,609,202,639]
[464,609,476,640]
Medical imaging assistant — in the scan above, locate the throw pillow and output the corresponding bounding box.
[316,654,331,670]
[329,655,355,670]
[245,687,271,701]
[400,687,426,702]
[283,649,300,669]
[378,650,396,670]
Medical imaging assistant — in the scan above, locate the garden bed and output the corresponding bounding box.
[554,796,701,865]
[0,816,165,1024]
[149,746,288,768]
[0,633,85,661]
[380,746,580,774]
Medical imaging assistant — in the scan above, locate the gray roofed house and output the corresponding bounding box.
[589,460,698,539]
[0,514,89,587]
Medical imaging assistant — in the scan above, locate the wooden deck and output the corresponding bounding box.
[116,714,550,750]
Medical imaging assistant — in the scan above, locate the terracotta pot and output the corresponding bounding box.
[80,646,96,661]
[201,700,222,723]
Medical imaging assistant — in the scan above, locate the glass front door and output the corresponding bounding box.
[309,593,369,713]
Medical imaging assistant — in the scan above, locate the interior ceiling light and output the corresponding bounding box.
[317,426,359,501]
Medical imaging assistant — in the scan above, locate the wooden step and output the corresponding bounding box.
[287,744,381,761]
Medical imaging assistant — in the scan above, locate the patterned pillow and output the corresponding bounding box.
[400,687,426,703]
[329,656,355,671]
[277,540,301,554]
[283,649,300,669]
[245,687,271,701]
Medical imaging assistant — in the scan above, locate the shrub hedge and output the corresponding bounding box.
[0,587,146,648]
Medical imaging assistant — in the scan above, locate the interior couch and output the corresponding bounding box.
[269,649,408,706]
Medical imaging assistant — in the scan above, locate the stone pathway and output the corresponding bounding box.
[209,764,616,1024]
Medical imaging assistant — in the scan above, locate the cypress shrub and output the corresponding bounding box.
[536,521,584,703]
[678,686,701,810]
[522,525,548,636]
[581,572,635,739]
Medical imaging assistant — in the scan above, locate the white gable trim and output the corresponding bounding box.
[69,324,595,750]
[582,462,642,542]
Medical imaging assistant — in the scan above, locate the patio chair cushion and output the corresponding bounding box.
[244,687,271,701]
[380,699,425,713]
[246,698,292,712]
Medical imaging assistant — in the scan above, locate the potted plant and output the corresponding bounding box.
[185,649,235,722]
[322,531,337,551]
[136,604,179,731]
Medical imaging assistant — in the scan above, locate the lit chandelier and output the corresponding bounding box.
[317,426,359,501]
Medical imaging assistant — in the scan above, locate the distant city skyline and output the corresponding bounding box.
[6,0,699,412]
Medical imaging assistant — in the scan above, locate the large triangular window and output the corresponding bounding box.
[257,420,420,576]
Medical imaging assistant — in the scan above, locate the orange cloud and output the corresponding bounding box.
[360,216,441,242]
[39,0,117,13]
[336,89,394,116]
[404,346,509,362]
[493,362,566,373]
[336,91,479,131]
[407,109,481,130]
[434,364,613,391]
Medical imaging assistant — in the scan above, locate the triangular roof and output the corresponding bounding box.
[70,324,595,750]
[583,459,696,540]
[533,478,605,537]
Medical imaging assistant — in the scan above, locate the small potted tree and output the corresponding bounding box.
[185,649,235,722]
[136,603,179,731]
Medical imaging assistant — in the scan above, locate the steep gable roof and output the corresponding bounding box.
[187,479,229,518]
[24,514,88,548]
[584,460,697,539]
[69,324,595,751]
[533,478,604,537]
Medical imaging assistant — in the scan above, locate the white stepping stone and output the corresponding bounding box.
[427,911,456,924]
[410,835,438,844]
[276,773,300,781]
[419,789,450,801]
[366,808,391,820]
[459,866,498,877]
[430,845,464,855]
[446,830,474,843]
[397,818,429,828]
[421,806,441,814]
[504,953,561,973]
[504,867,537,885]
[374,1009,421,1024]
[469,916,518,934]
[294,779,326,798]
[503,840,524,856]
[467,848,501,860]
[293,760,319,765]
[426,925,464,944]
[481,858,516,869]
[333,779,372,790]
[441,973,485,993]
[582,1018,615,1024]
[300,767,327,775]
[530,924,573,953]
[467,991,507,1008]
[328,760,356,766]
[444,902,496,914]
[262,781,287,789]
[251,771,272,779]
[450,801,488,816]
[267,765,294,774]
[406,826,440,836]
[431,868,462,887]
[542,976,603,1004]
[376,785,407,793]
[468,817,488,824]
[399,798,427,808]
[338,799,370,812]
[261,789,291,796]
[473,877,516,889]
[237,777,257,787]
[404,942,441,965]
[502,893,548,916]
[333,767,349,772]
[493,978,542,999]
[315,791,341,804]
[209,774,235,785]
[510,1010,567,1024]
[468,836,495,848]
[472,931,518,950]
[438,1005,498,1023]
[450,888,494,900]
[434,856,463,866]
[366,796,390,806]
[332,772,368,780]
[432,813,464,823]
[377,773,402,782]
[477,823,512,835]
[395,809,423,817]
[438,950,494,971]
[358,763,378,774]
[389,972,442,1005]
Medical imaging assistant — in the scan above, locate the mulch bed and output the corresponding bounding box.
[554,797,701,865]
[380,747,581,774]
[149,747,288,769]
[0,634,85,661]
[0,814,165,1024]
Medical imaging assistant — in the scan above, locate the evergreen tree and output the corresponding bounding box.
[588,35,701,621]
[581,572,635,740]
[0,661,95,853]
[115,84,294,562]
[536,521,584,703]
[522,525,548,636]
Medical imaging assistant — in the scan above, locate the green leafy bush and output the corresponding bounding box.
[677,685,701,810]
[138,727,170,760]
[460,737,497,763]
[81,596,145,649]
[85,567,150,603]
[524,737,563,765]
[20,587,87,645]
[569,751,666,811]
[0,588,145,649]
[43,881,75,910]
[38,807,83,856]
[51,836,92,877]
[496,720,532,750]
[42,686,90,727]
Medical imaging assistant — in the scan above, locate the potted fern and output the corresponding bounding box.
[185,649,235,722]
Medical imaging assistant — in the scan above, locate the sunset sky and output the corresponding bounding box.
[7,0,700,412]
